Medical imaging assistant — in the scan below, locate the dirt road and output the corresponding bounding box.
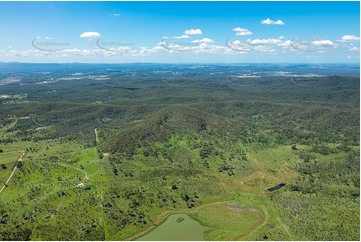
[0,152,25,194]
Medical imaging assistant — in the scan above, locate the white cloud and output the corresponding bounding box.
[311,40,334,47]
[184,29,202,35]
[350,46,360,51]
[110,13,121,17]
[247,38,282,45]
[136,45,165,55]
[3,32,349,61]
[233,27,253,36]
[174,35,191,39]
[225,40,252,53]
[195,44,224,54]
[261,18,285,25]
[273,20,285,25]
[340,35,360,42]
[254,45,276,52]
[158,36,224,54]
[191,38,214,44]
[80,32,101,39]
[277,40,293,49]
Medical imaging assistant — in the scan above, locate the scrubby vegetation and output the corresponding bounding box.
[0,63,359,240]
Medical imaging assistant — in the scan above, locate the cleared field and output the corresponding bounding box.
[189,201,266,240]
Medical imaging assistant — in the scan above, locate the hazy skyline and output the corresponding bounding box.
[0,1,359,63]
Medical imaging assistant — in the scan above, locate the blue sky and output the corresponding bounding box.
[0,1,359,63]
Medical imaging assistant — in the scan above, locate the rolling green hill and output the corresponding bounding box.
[0,64,359,240]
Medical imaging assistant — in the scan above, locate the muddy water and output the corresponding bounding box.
[137,214,210,241]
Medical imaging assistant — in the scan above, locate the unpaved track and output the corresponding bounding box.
[0,152,25,194]
[58,163,90,181]
[94,128,99,145]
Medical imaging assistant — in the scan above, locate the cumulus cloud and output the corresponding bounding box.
[136,45,165,55]
[194,43,224,54]
[273,20,285,25]
[184,29,202,35]
[247,38,282,45]
[311,40,334,47]
[191,38,214,44]
[254,45,276,52]
[277,40,292,48]
[339,35,360,42]
[225,40,252,53]
[174,35,191,39]
[233,27,253,36]
[80,32,101,39]
[5,31,355,61]
[350,46,360,51]
[261,18,285,25]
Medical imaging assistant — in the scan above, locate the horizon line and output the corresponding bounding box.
[0,61,359,65]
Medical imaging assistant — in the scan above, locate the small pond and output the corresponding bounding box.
[137,214,210,241]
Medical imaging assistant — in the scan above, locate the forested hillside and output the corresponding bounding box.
[0,63,359,240]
